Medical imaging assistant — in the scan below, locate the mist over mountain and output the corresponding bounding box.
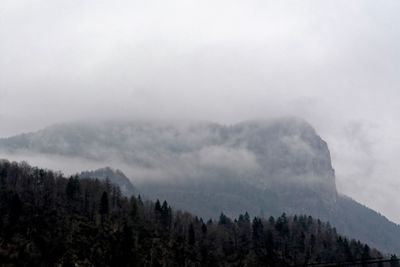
[0,117,399,253]
[0,117,334,188]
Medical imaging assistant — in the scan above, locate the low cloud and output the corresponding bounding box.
[0,144,261,185]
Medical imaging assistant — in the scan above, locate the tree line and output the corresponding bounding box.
[0,159,398,266]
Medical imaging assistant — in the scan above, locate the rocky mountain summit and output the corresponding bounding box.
[0,117,399,253]
[0,118,336,192]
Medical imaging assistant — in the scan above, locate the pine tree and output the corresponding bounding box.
[390,255,400,267]
[188,223,195,246]
[100,191,109,223]
[9,192,22,223]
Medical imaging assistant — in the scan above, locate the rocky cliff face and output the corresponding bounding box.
[228,118,337,203]
[0,118,337,195]
[0,118,338,211]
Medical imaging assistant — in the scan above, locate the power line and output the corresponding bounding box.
[289,256,399,267]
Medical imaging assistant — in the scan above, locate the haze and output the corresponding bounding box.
[1,0,400,222]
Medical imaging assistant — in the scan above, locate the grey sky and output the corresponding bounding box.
[1,0,400,222]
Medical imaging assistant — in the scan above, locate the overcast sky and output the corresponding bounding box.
[1,0,400,222]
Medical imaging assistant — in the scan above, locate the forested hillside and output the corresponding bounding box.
[0,159,395,266]
[2,119,399,253]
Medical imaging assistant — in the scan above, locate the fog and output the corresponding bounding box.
[1,0,400,222]
[0,144,260,184]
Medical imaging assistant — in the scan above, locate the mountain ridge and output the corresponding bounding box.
[0,118,398,253]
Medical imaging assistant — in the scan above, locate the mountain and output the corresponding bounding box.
[0,160,389,266]
[0,118,399,253]
[80,167,136,197]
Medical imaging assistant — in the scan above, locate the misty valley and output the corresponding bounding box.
[1,118,400,266]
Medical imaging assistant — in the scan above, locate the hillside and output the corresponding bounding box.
[1,118,400,253]
[0,160,389,266]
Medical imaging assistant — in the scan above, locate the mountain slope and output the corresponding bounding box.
[0,160,387,266]
[0,118,399,253]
